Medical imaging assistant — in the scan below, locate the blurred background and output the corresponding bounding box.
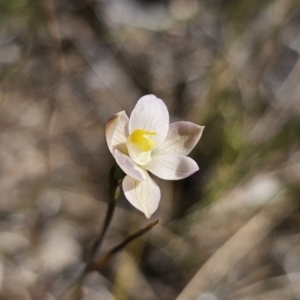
[1,0,300,299]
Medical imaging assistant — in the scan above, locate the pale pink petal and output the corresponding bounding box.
[122,173,161,218]
[144,155,199,180]
[152,122,204,156]
[114,150,147,181]
[129,95,169,147]
[105,111,129,155]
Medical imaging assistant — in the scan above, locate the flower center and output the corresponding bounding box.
[128,129,157,151]
[126,129,157,166]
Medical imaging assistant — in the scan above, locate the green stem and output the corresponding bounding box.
[89,164,122,257]
[80,163,125,280]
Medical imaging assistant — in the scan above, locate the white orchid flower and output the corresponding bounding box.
[105,95,204,218]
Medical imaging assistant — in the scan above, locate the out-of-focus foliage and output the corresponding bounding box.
[0,0,300,299]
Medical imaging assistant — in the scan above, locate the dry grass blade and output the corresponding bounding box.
[89,219,160,272]
[176,192,297,300]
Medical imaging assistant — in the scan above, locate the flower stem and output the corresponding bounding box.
[86,163,125,266]
[90,163,123,257]
[62,164,124,300]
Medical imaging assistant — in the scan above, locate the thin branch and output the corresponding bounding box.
[89,219,160,272]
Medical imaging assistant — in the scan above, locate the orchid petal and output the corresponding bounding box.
[122,173,161,218]
[144,155,199,180]
[114,150,147,181]
[129,95,169,148]
[153,122,204,156]
[105,111,129,155]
